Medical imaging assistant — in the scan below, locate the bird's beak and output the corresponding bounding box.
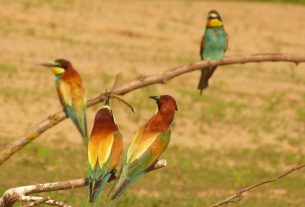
[104,95,110,106]
[41,62,54,68]
[149,96,159,102]
[149,96,161,111]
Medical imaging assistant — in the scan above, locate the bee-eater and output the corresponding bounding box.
[197,10,228,94]
[88,96,123,203]
[42,59,88,145]
[108,95,178,205]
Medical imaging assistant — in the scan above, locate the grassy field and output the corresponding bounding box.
[236,0,305,4]
[0,0,305,206]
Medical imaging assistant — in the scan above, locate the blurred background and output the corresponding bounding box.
[0,0,305,206]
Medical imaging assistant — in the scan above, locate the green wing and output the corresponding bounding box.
[65,104,88,144]
[57,79,88,145]
[109,130,171,201]
[127,130,171,177]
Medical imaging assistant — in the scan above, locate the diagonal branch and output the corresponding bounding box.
[0,53,305,165]
[0,159,166,207]
[208,163,305,207]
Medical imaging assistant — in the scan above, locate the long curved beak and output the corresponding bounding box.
[149,96,159,101]
[104,95,110,106]
[149,96,161,110]
[41,62,54,67]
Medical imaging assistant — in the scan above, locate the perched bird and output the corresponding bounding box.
[42,59,88,145]
[197,10,228,94]
[108,95,178,206]
[88,95,123,203]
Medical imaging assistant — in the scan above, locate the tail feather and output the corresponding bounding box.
[106,198,119,207]
[197,66,217,94]
[107,165,143,206]
[89,173,111,203]
[111,179,130,200]
[108,173,142,203]
[108,169,128,200]
[65,106,88,145]
[75,114,88,146]
[106,179,130,207]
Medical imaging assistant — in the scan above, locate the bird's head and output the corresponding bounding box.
[95,96,114,125]
[94,103,115,128]
[149,95,178,113]
[42,59,72,76]
[206,10,223,27]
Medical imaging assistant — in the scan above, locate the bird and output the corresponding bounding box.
[42,59,88,145]
[87,95,123,204]
[197,10,228,94]
[107,95,178,206]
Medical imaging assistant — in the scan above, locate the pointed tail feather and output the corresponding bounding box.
[111,179,130,200]
[105,179,129,207]
[76,118,88,146]
[108,170,128,200]
[106,198,119,207]
[107,165,144,206]
[65,106,88,146]
[89,173,111,203]
[109,174,142,202]
[197,66,217,94]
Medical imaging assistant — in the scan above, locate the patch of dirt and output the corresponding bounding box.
[0,1,305,153]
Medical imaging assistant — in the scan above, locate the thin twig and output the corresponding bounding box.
[208,163,305,207]
[0,53,304,165]
[21,196,70,207]
[22,197,49,207]
[0,159,166,207]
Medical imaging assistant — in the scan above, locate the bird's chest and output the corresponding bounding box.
[203,28,226,60]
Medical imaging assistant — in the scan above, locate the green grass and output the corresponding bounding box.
[175,87,248,124]
[0,64,16,73]
[1,142,304,207]
[0,1,304,207]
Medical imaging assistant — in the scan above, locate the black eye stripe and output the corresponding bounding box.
[57,63,67,69]
[157,99,161,110]
[208,16,222,21]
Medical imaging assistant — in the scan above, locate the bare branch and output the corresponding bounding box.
[208,163,305,207]
[0,159,166,207]
[21,196,70,207]
[22,197,48,207]
[0,53,305,165]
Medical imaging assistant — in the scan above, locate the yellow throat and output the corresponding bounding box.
[207,19,223,27]
[52,67,65,75]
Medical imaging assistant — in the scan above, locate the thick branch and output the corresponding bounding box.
[208,163,305,207]
[0,53,305,165]
[0,159,166,207]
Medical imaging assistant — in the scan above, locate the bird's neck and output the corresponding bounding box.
[55,74,62,83]
[146,109,175,132]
